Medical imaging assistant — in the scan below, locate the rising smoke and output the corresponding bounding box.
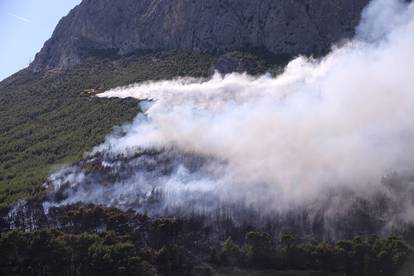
[43,0,414,236]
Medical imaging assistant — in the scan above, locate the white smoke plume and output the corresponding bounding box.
[44,0,414,234]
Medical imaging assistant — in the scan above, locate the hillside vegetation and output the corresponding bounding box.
[0,51,217,208]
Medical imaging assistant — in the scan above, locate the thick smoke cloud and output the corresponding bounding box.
[44,0,414,234]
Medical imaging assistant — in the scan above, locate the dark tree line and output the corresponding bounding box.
[0,230,157,276]
[217,232,413,276]
[0,229,412,276]
[3,203,414,275]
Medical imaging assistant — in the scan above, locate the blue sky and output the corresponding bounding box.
[0,0,81,80]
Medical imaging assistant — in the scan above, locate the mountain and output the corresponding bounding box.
[3,1,414,275]
[31,0,368,71]
[1,0,371,207]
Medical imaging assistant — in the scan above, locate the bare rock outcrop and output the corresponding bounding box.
[31,0,369,71]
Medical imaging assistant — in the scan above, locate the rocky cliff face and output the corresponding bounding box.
[31,0,369,71]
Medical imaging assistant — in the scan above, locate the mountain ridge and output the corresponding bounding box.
[30,0,369,71]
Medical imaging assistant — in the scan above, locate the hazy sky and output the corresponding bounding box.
[0,0,81,81]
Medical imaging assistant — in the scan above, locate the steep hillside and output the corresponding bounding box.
[2,0,372,207]
[30,0,369,71]
[0,51,216,208]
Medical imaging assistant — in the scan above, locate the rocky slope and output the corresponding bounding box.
[31,0,369,71]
